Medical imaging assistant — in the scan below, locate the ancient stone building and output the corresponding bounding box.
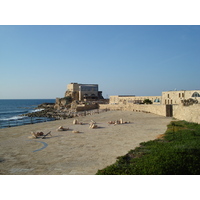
[109,90,200,105]
[100,89,200,124]
[162,90,200,105]
[65,83,104,101]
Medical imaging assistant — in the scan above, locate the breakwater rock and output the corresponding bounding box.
[22,107,108,120]
[22,103,60,119]
[22,102,107,120]
[37,103,55,109]
[23,108,57,118]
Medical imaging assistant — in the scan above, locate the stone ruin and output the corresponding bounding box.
[54,97,99,112]
[65,90,79,101]
[54,97,72,110]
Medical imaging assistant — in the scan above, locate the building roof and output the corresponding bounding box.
[118,95,136,97]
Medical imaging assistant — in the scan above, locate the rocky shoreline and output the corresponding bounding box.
[22,102,108,120]
[21,103,71,119]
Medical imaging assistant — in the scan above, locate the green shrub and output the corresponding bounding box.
[143,99,153,104]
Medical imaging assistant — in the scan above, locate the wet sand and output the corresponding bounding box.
[0,110,172,175]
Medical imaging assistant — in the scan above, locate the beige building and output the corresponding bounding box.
[100,90,200,124]
[162,90,200,105]
[109,95,161,105]
[109,90,200,106]
[65,83,103,101]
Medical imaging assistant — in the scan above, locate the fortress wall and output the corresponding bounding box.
[99,104,125,111]
[99,103,200,124]
[123,104,166,116]
[173,104,200,124]
[99,104,166,116]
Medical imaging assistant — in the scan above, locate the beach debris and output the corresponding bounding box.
[29,132,38,139]
[73,119,83,125]
[57,126,69,131]
[29,132,44,138]
[28,136,37,139]
[108,119,130,125]
[89,123,98,129]
[89,120,98,129]
[36,132,44,136]
[42,131,52,139]
[72,130,80,133]
[90,120,96,124]
[73,119,78,124]
[116,120,120,124]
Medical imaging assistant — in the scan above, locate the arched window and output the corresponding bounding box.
[154,98,160,103]
[192,92,200,97]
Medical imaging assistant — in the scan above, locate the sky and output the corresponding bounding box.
[1,25,200,99]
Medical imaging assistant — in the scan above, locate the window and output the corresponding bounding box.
[192,92,200,97]
[154,98,160,103]
[167,94,170,98]
[179,93,181,97]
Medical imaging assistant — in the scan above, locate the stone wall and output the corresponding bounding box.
[99,104,166,116]
[76,104,99,111]
[99,103,200,124]
[173,104,200,124]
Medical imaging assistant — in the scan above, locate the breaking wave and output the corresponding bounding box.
[30,108,44,113]
[0,116,27,121]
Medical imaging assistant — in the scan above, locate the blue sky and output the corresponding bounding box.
[0,25,200,99]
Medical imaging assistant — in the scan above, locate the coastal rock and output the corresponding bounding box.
[37,103,55,109]
[54,97,72,110]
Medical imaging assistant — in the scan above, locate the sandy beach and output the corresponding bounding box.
[0,110,172,175]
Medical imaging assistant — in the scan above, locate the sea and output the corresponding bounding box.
[0,99,56,129]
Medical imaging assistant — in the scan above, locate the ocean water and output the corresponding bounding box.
[0,99,56,129]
